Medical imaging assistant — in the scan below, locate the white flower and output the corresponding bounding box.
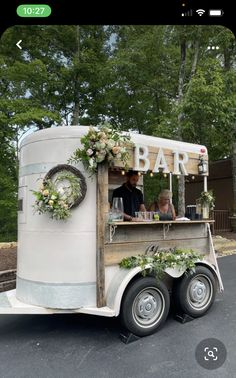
[42,189,49,196]
[89,158,95,167]
[107,140,116,149]
[96,154,106,163]
[58,188,65,195]
[107,153,114,162]
[98,132,106,139]
[51,195,57,200]
[86,148,93,156]
[95,142,102,150]
[49,200,54,206]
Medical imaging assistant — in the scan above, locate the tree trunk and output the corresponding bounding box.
[177,39,186,216]
[223,47,231,71]
[72,25,80,125]
[190,39,200,79]
[177,33,200,216]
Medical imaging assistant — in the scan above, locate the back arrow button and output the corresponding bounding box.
[16,40,22,50]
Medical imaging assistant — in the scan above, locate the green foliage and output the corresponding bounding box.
[119,248,201,280]
[143,173,178,210]
[0,25,236,238]
[199,190,215,210]
[0,136,18,241]
[107,25,236,160]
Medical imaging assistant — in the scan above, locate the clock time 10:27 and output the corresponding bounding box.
[17,4,52,17]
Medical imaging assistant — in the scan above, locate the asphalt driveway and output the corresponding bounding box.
[0,255,235,378]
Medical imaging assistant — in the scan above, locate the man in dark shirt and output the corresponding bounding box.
[112,171,146,221]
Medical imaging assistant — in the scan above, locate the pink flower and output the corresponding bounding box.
[112,146,121,155]
[86,148,93,156]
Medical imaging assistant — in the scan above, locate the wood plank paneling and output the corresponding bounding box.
[96,163,108,307]
[113,147,208,175]
[105,223,207,244]
[104,237,209,266]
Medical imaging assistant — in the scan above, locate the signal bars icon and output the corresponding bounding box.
[181,9,193,17]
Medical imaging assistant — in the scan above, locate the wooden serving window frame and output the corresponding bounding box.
[96,162,210,307]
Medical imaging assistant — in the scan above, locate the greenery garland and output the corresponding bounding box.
[119,248,201,279]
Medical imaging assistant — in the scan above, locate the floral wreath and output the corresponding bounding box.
[68,124,133,174]
[32,164,87,220]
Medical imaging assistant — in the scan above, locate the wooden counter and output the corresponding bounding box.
[105,220,214,266]
[109,220,215,226]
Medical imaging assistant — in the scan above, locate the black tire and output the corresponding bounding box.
[120,277,170,337]
[173,266,217,318]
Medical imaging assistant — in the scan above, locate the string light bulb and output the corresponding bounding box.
[121,170,125,175]
[163,173,167,178]
[177,175,180,179]
[192,176,195,180]
[150,171,154,177]
[138,171,142,176]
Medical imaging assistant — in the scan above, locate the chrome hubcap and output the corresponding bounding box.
[132,288,165,328]
[190,281,206,302]
[187,275,212,310]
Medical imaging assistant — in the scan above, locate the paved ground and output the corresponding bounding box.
[0,255,235,378]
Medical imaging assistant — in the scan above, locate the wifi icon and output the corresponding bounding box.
[196,9,205,16]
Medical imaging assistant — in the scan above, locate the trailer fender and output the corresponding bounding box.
[195,261,224,292]
[165,260,223,292]
[106,260,223,316]
[106,267,143,316]
[106,264,184,316]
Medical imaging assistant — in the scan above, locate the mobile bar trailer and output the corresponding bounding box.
[0,126,223,337]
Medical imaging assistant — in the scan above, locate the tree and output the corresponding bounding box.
[0,24,235,239]
[106,25,236,214]
[0,25,112,239]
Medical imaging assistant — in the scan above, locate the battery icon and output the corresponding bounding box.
[209,9,224,16]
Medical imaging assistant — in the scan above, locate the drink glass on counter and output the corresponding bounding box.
[111,197,124,221]
[153,212,160,221]
[135,211,153,221]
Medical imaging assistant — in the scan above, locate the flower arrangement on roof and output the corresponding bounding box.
[68,124,133,174]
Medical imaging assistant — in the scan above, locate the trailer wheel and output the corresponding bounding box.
[173,266,217,318]
[120,277,170,337]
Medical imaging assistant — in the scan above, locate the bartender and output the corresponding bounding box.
[112,170,146,221]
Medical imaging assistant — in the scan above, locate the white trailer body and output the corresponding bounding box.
[0,126,223,337]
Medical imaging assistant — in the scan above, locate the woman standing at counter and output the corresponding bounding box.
[149,189,176,220]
